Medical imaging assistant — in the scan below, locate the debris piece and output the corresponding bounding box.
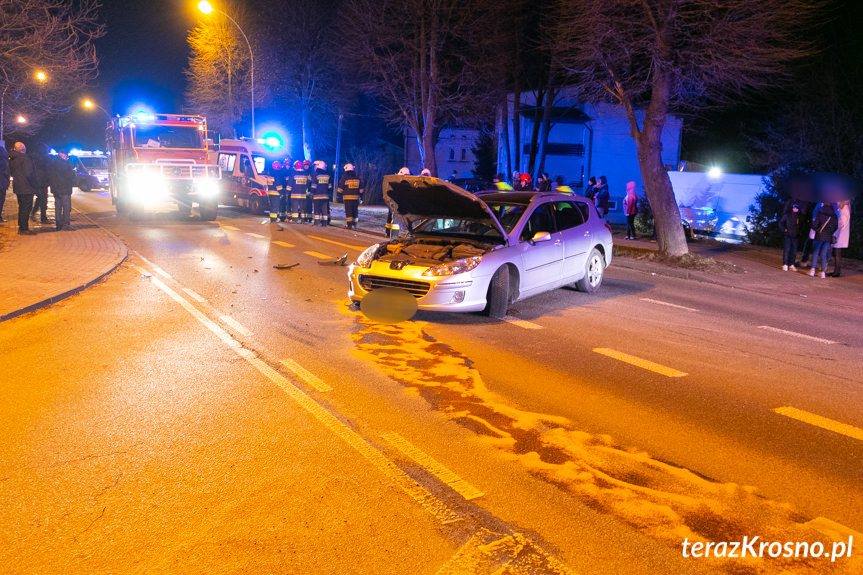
[140,273,152,279]
[273,263,300,270]
[318,253,349,266]
[254,269,259,273]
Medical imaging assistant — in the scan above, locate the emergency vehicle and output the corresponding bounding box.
[210,138,281,214]
[105,113,221,220]
[69,150,110,192]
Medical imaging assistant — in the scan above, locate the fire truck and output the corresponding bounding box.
[105,113,221,220]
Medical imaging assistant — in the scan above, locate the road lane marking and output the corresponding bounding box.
[246,232,266,239]
[221,225,240,231]
[147,264,172,279]
[308,234,367,251]
[220,315,252,337]
[383,433,484,500]
[593,348,688,378]
[304,251,333,259]
[758,326,837,345]
[182,288,207,302]
[640,298,698,312]
[281,359,333,392]
[773,406,863,441]
[272,241,295,248]
[502,315,543,330]
[143,269,459,524]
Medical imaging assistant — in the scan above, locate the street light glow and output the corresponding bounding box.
[17,115,26,123]
[197,1,214,14]
[35,71,47,82]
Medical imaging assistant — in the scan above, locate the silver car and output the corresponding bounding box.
[348,175,613,319]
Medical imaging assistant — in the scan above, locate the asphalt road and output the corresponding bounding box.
[1,193,860,575]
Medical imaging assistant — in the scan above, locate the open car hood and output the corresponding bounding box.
[383,175,508,241]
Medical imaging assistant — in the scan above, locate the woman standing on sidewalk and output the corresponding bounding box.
[623,181,638,239]
[809,202,838,278]
[778,201,801,271]
[830,200,851,277]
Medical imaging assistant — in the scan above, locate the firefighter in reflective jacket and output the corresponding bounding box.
[302,159,314,223]
[312,160,331,226]
[268,160,286,222]
[289,160,310,223]
[338,163,361,229]
[386,167,409,238]
[279,157,292,221]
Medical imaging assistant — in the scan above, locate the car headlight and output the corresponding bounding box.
[355,244,380,268]
[421,256,482,277]
[129,174,169,204]
[196,179,220,197]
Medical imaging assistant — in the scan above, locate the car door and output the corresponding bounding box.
[217,152,240,202]
[553,201,592,281]
[516,202,564,293]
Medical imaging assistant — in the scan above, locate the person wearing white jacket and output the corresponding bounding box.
[830,200,851,277]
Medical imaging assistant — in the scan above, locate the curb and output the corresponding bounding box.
[0,210,128,323]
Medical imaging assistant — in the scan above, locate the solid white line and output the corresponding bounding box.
[758,325,837,345]
[148,264,172,279]
[383,433,484,500]
[502,315,543,330]
[219,315,252,337]
[182,288,206,303]
[280,359,333,392]
[246,232,266,238]
[640,298,698,312]
[144,271,459,524]
[773,406,863,441]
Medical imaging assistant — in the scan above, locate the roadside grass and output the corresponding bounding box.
[613,244,742,273]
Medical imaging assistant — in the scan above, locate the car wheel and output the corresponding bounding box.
[483,266,510,319]
[576,248,604,293]
[249,195,264,215]
[199,202,218,221]
[80,181,91,193]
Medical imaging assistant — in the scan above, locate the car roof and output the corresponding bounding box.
[475,190,591,204]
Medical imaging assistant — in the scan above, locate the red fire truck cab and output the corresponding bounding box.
[106,113,221,220]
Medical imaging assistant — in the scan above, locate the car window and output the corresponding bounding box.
[218,153,236,173]
[520,203,556,242]
[487,203,527,234]
[553,201,586,231]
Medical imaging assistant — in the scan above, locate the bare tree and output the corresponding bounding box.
[338,0,495,176]
[185,17,253,138]
[0,0,104,141]
[555,0,822,256]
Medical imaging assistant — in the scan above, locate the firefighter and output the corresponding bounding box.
[268,160,285,222]
[302,159,314,223]
[386,167,410,238]
[289,160,310,223]
[279,157,292,221]
[338,163,361,229]
[312,160,331,226]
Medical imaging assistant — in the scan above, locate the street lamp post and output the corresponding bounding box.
[83,99,112,120]
[197,1,255,138]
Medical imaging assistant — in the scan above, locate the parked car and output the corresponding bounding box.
[69,151,110,192]
[348,176,613,319]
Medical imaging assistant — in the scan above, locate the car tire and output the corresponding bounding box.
[199,202,218,221]
[483,266,510,319]
[249,195,264,215]
[576,248,604,293]
[79,181,91,193]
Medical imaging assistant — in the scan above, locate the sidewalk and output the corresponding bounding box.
[1,197,858,323]
[0,194,128,322]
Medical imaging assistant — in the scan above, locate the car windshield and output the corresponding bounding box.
[133,125,203,149]
[77,157,107,169]
[485,202,528,234]
[412,218,504,241]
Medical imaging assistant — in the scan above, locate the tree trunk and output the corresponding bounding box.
[512,90,521,176]
[536,84,557,177]
[499,102,511,178]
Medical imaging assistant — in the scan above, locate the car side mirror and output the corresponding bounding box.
[530,231,552,245]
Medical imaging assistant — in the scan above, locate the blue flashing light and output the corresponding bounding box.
[135,111,153,123]
[261,132,284,151]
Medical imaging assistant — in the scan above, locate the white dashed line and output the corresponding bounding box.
[383,433,484,500]
[593,348,688,378]
[221,225,240,231]
[182,288,207,302]
[640,298,698,312]
[280,359,333,392]
[219,315,252,336]
[148,264,172,279]
[773,406,863,441]
[502,315,543,330]
[758,326,837,345]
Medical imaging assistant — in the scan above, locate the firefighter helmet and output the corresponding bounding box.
[344,163,355,171]
[420,168,431,177]
[272,161,283,171]
[397,167,411,176]
[313,160,326,171]
[293,160,303,170]
[520,172,532,182]
[303,159,312,168]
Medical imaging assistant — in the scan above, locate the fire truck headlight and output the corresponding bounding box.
[195,179,220,198]
[129,174,169,204]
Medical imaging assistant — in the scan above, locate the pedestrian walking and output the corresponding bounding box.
[623,181,638,239]
[311,160,331,226]
[595,176,610,216]
[8,142,39,235]
[778,200,801,271]
[808,202,838,278]
[830,200,851,277]
[46,148,76,230]
[338,163,361,229]
[0,142,10,222]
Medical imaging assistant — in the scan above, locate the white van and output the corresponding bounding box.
[211,139,281,214]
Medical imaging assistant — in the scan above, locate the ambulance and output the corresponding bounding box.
[211,138,282,215]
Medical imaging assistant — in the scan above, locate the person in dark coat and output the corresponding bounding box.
[8,142,39,235]
[47,148,77,230]
[31,144,51,223]
[809,202,838,278]
[594,175,610,216]
[0,143,10,222]
[778,200,801,271]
